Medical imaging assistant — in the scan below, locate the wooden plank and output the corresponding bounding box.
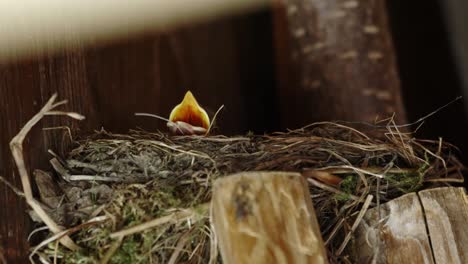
[418,187,468,264]
[354,192,434,264]
[211,171,328,264]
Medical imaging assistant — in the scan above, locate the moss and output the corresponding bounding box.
[385,170,424,193]
[334,192,351,202]
[110,236,141,264]
[333,175,358,201]
[340,175,358,194]
[63,249,97,264]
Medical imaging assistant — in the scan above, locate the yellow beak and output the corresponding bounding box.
[169,91,210,129]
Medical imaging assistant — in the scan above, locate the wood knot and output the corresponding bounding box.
[232,181,254,220]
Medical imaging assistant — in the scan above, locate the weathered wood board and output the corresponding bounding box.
[419,187,468,264]
[354,187,468,264]
[211,171,328,264]
[354,193,434,264]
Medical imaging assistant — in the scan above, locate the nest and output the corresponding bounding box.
[3,95,464,264]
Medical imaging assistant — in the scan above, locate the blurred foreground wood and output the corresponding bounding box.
[0,0,269,62]
[211,171,328,264]
[354,187,468,264]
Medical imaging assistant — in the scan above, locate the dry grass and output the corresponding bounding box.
[26,122,462,264]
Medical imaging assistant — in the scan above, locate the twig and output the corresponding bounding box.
[68,175,127,182]
[28,226,50,241]
[205,105,224,135]
[324,218,345,246]
[110,204,209,239]
[100,237,123,264]
[307,178,363,203]
[0,175,25,197]
[168,231,191,264]
[336,195,374,255]
[150,141,215,163]
[29,215,107,262]
[9,93,84,251]
[315,165,386,179]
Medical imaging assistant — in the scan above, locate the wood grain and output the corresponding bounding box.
[211,171,328,264]
[354,192,434,264]
[272,0,407,128]
[419,187,468,264]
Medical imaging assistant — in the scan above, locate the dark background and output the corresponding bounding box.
[1,0,467,262]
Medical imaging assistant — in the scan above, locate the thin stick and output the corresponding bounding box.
[315,165,386,178]
[100,237,123,264]
[68,175,127,182]
[135,112,185,134]
[324,218,345,246]
[336,195,374,255]
[110,210,193,239]
[135,112,171,122]
[10,93,83,251]
[28,226,50,241]
[0,175,25,197]
[307,178,365,204]
[29,215,107,261]
[205,105,224,135]
[168,231,191,264]
[110,204,208,239]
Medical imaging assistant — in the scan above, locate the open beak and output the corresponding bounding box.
[169,91,210,134]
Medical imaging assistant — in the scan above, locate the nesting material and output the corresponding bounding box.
[6,96,464,263]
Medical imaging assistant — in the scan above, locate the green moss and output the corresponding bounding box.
[340,175,358,194]
[63,249,97,264]
[334,192,351,202]
[334,175,358,201]
[110,237,140,264]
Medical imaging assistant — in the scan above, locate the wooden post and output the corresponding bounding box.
[419,187,468,264]
[354,187,468,263]
[354,193,434,264]
[272,0,407,128]
[211,171,328,264]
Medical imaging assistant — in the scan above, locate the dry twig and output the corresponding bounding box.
[9,94,83,251]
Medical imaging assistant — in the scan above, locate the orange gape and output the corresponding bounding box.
[169,91,210,129]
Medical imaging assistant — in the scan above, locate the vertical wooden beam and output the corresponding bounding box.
[211,171,328,264]
[273,0,407,128]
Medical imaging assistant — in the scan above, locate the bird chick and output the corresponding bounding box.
[168,91,210,135]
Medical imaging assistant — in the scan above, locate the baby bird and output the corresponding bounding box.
[168,91,210,135]
[135,91,211,135]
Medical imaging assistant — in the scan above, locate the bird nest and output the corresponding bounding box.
[3,95,464,263]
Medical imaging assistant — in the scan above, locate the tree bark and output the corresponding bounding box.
[273,0,407,128]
